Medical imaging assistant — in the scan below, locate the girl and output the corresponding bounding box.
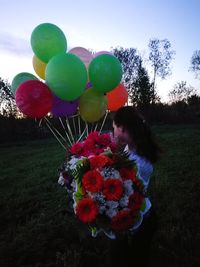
[109,106,161,267]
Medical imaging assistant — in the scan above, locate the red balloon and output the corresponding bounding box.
[107,83,128,111]
[15,80,53,118]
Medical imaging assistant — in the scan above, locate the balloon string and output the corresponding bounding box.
[65,117,75,144]
[86,122,89,136]
[59,117,73,146]
[99,111,109,134]
[94,121,99,132]
[78,113,81,136]
[72,115,77,142]
[44,117,67,144]
[38,118,43,127]
[44,119,66,150]
[76,125,87,142]
[43,111,108,149]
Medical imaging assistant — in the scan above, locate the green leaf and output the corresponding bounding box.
[69,158,90,184]
[112,150,136,169]
[75,185,84,201]
[141,199,146,212]
[133,212,142,225]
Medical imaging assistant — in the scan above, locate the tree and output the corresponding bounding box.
[0,78,18,117]
[168,81,196,103]
[131,59,159,109]
[112,47,141,94]
[112,47,160,107]
[148,38,175,94]
[187,94,200,107]
[190,50,200,78]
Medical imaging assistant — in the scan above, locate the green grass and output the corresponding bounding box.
[0,125,200,267]
[150,124,200,267]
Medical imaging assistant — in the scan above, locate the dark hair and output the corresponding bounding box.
[113,106,161,163]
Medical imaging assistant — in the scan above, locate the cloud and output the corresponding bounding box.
[0,32,32,57]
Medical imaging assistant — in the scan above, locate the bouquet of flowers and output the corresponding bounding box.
[58,131,148,239]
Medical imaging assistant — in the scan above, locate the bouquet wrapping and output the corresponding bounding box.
[58,131,149,239]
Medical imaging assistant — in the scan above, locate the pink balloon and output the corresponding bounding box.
[93,51,112,57]
[68,47,93,68]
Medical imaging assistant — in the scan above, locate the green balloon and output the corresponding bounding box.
[79,88,107,123]
[11,72,38,94]
[88,54,122,93]
[45,53,87,101]
[31,23,67,63]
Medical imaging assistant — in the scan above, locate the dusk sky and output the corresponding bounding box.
[0,0,200,102]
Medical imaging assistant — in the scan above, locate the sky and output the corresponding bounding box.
[0,0,200,102]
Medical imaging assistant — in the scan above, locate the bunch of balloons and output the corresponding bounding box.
[12,23,128,123]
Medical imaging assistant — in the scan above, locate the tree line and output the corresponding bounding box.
[0,38,200,142]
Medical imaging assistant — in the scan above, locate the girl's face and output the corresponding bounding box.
[112,122,131,145]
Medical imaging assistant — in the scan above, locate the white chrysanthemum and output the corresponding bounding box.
[100,168,120,180]
[68,156,86,170]
[94,193,106,203]
[106,201,119,209]
[106,208,118,218]
[92,193,106,214]
[72,192,77,211]
[112,169,121,179]
[123,180,134,196]
[119,195,129,207]
[58,174,65,186]
[99,205,106,214]
[71,179,76,190]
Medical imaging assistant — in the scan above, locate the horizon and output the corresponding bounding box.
[0,0,200,102]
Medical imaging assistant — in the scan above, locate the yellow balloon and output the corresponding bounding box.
[79,88,107,123]
[32,55,47,79]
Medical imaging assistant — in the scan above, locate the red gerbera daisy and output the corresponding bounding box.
[76,198,98,223]
[70,142,83,155]
[111,209,134,231]
[103,179,123,201]
[87,131,99,140]
[82,170,104,192]
[97,133,111,146]
[131,175,144,192]
[93,148,105,155]
[128,191,143,213]
[109,142,118,152]
[89,155,113,169]
[119,168,136,181]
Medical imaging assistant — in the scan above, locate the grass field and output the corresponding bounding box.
[0,124,200,267]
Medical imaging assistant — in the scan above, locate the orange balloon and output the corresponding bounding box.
[107,83,128,111]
